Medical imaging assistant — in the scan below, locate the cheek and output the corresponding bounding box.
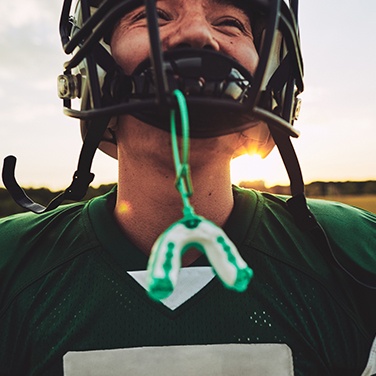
[237,46,259,76]
[224,41,259,76]
[111,31,150,75]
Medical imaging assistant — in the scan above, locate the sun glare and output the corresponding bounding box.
[230,153,289,188]
[231,154,265,185]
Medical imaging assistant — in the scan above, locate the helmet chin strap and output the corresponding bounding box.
[147,90,253,301]
[2,114,110,214]
[269,125,318,230]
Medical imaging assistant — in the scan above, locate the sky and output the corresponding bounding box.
[0,0,375,191]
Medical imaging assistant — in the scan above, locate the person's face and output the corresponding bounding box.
[111,0,259,76]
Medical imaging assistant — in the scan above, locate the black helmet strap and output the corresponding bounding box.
[2,114,110,214]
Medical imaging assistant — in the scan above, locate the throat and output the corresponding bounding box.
[114,144,235,260]
[114,181,234,261]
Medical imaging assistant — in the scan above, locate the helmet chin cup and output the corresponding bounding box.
[106,49,261,138]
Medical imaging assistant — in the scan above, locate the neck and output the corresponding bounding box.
[114,136,235,265]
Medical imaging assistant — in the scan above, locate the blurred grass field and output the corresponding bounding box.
[309,194,376,214]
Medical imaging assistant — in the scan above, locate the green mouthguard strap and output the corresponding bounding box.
[146,90,253,301]
[170,90,194,217]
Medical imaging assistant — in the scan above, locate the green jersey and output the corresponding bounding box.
[0,186,375,375]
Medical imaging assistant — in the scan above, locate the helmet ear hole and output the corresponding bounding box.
[98,135,118,159]
[258,133,276,158]
[80,117,118,160]
[233,122,275,159]
[98,117,119,160]
[80,91,119,160]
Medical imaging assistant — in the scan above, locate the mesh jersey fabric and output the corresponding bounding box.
[0,186,375,376]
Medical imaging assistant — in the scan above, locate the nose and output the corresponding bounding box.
[163,15,220,51]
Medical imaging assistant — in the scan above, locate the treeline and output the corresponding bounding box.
[1,180,376,218]
[239,180,376,196]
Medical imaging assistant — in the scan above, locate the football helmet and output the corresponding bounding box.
[59,0,303,157]
[4,0,307,216]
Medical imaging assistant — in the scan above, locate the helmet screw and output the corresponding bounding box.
[57,74,81,99]
[293,98,302,121]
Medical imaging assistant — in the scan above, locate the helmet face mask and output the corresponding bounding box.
[59,0,304,158]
